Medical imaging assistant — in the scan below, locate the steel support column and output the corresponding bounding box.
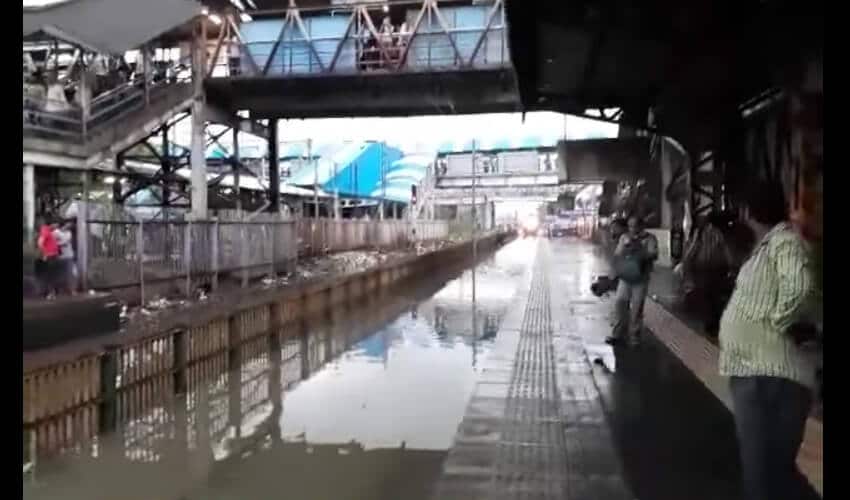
[233,127,242,215]
[268,120,280,213]
[162,125,172,212]
[23,165,35,246]
[79,66,91,140]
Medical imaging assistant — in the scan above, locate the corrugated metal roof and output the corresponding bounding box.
[23,0,202,54]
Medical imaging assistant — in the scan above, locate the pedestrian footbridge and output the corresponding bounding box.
[23,0,516,170]
[205,0,516,118]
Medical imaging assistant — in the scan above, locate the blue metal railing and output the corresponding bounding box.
[208,2,510,78]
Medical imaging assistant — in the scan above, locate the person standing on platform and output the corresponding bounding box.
[36,218,60,299]
[607,215,658,347]
[678,211,738,337]
[718,183,819,500]
[53,221,77,296]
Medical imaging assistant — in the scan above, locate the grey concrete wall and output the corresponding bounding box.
[557,137,654,184]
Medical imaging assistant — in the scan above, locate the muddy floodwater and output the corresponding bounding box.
[24,239,538,500]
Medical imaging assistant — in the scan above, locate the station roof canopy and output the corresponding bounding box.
[505,0,823,150]
[23,0,203,54]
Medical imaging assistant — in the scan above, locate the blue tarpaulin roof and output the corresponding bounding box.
[288,141,426,202]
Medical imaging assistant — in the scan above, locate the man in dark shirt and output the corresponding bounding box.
[608,216,658,346]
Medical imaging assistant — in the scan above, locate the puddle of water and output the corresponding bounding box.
[24,240,531,500]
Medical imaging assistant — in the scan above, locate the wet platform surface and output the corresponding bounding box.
[24,238,749,500]
[435,238,744,500]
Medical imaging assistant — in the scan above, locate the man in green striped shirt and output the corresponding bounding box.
[718,184,819,500]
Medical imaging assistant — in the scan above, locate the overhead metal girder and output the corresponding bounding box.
[432,184,560,203]
[205,104,269,139]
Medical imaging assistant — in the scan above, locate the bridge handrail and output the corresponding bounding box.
[24,56,193,142]
[23,93,84,138]
[89,56,193,127]
[208,18,509,78]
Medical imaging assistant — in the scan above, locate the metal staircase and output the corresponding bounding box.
[24,68,196,169]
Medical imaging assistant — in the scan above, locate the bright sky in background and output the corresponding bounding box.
[23,0,71,7]
[183,111,618,156]
[278,112,618,152]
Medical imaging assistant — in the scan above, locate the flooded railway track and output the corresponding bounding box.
[23,233,516,499]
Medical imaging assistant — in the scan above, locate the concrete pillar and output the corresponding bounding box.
[79,67,91,139]
[268,120,280,213]
[78,171,90,290]
[190,19,208,219]
[660,139,674,230]
[142,45,151,105]
[23,165,35,246]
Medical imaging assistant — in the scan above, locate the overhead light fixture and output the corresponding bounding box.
[240,12,253,22]
[209,14,223,25]
[201,7,209,15]
[382,4,389,13]
[103,176,116,185]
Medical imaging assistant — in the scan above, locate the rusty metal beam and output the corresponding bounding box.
[396,1,429,68]
[328,10,357,71]
[228,16,260,75]
[290,6,326,72]
[141,141,163,162]
[429,0,465,66]
[207,16,229,78]
[206,127,233,156]
[263,10,293,75]
[467,0,502,66]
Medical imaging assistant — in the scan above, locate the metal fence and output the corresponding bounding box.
[295,219,449,256]
[77,206,448,301]
[82,216,298,301]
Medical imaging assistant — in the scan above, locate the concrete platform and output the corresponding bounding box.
[434,238,759,500]
[434,240,632,499]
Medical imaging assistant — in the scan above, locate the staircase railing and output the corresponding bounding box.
[23,56,193,143]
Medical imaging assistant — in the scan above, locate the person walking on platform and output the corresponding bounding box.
[718,183,819,500]
[607,215,658,347]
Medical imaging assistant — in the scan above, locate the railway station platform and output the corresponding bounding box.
[22,237,822,499]
[434,238,821,499]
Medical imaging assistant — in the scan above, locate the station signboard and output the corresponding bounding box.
[556,137,652,183]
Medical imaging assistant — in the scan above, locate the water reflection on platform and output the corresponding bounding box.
[24,239,533,500]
